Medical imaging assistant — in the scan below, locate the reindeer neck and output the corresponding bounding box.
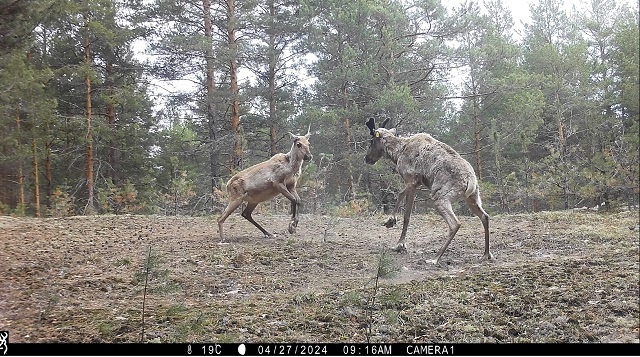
[384,135,407,165]
[285,146,305,170]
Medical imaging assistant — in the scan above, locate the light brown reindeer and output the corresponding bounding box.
[218,128,312,242]
[364,118,493,265]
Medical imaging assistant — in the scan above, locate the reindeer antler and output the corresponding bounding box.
[365,117,376,136]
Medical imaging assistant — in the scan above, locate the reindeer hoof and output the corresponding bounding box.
[383,217,397,228]
[392,243,407,253]
[264,233,275,239]
[426,258,440,266]
[482,252,495,261]
[288,222,297,234]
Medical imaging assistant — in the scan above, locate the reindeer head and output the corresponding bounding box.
[364,117,395,164]
[289,126,313,161]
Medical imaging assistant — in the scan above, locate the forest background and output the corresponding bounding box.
[0,0,638,218]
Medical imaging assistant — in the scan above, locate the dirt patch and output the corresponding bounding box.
[1,211,638,343]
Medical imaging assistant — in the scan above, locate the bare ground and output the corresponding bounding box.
[1,210,638,343]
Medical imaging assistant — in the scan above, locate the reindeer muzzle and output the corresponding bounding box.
[304,154,313,161]
[364,155,376,165]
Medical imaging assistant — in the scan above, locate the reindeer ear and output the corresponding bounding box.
[289,132,298,141]
[305,124,311,139]
[365,117,376,136]
[380,118,390,128]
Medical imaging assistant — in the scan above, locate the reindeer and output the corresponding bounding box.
[218,128,312,242]
[364,117,493,265]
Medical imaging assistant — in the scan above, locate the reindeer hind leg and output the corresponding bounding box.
[242,202,274,239]
[218,197,245,242]
[465,194,493,261]
[431,198,461,265]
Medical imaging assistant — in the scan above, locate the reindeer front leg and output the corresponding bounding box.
[276,183,301,234]
[288,186,302,233]
[393,184,417,252]
[384,186,407,228]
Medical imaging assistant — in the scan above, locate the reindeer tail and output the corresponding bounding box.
[464,177,477,198]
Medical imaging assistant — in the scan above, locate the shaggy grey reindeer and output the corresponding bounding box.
[364,117,493,265]
[218,128,312,242]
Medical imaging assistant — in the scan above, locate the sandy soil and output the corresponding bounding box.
[1,210,638,343]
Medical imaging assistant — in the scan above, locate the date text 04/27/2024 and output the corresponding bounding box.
[254,344,395,356]
[253,344,395,356]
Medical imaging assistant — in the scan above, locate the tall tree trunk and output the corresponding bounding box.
[343,84,355,201]
[473,95,482,180]
[492,130,508,213]
[15,107,25,209]
[31,136,40,217]
[107,101,117,183]
[84,16,95,213]
[41,26,53,207]
[555,89,568,210]
[203,0,220,199]
[45,132,52,207]
[268,0,277,157]
[269,126,277,157]
[1,144,7,207]
[228,0,242,171]
[336,34,355,201]
[106,60,118,185]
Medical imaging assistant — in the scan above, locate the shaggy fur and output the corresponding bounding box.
[365,122,493,265]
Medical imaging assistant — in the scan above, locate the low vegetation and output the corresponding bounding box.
[0,211,637,343]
